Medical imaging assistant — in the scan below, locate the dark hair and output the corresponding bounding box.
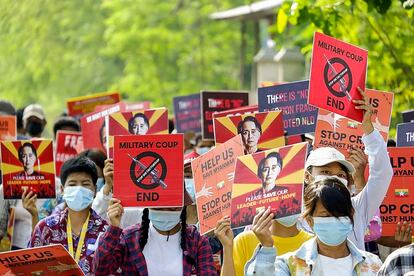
[16,108,25,130]
[139,207,190,259]
[387,139,396,147]
[128,113,149,134]
[60,156,98,186]
[303,178,354,225]
[257,152,283,177]
[237,116,262,135]
[53,116,80,138]
[78,149,107,172]
[18,142,37,162]
[99,121,106,147]
[0,100,16,116]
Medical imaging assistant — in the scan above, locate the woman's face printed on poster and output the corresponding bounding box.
[129,113,149,135]
[18,144,37,175]
[237,116,262,154]
[257,152,283,192]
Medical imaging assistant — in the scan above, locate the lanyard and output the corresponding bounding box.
[67,212,90,262]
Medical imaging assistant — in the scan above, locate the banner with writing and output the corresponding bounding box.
[397,122,414,147]
[66,91,120,118]
[0,116,16,141]
[173,93,202,133]
[55,131,83,176]
[402,110,414,123]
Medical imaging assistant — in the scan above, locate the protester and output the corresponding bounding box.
[53,116,81,139]
[93,202,216,275]
[28,156,108,275]
[0,100,16,116]
[22,104,47,138]
[244,177,382,275]
[377,243,414,276]
[79,149,106,192]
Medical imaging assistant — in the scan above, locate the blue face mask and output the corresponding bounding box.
[313,216,352,246]
[276,214,300,227]
[63,186,95,212]
[184,178,196,203]
[148,209,182,231]
[196,147,210,155]
[96,178,105,192]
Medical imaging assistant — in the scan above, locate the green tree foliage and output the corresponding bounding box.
[272,0,414,136]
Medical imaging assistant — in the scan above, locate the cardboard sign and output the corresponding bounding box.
[173,94,202,133]
[113,134,184,207]
[309,32,368,122]
[313,89,393,156]
[214,111,285,154]
[80,104,122,153]
[402,110,414,123]
[55,131,83,176]
[0,116,17,141]
[94,101,151,112]
[66,91,121,118]
[231,143,307,229]
[191,135,244,235]
[396,122,414,147]
[286,134,303,145]
[212,105,258,120]
[380,148,414,236]
[1,140,56,199]
[106,108,169,157]
[0,207,15,252]
[0,244,83,275]
[201,91,249,140]
[258,80,318,136]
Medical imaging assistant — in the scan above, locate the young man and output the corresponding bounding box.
[28,156,108,275]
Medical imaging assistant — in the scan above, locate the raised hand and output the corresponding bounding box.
[214,216,234,249]
[103,158,114,196]
[353,87,374,135]
[252,207,274,247]
[22,189,38,217]
[107,198,124,228]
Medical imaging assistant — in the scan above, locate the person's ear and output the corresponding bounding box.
[304,170,313,185]
[306,216,314,228]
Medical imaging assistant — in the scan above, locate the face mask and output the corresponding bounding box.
[184,178,196,203]
[96,178,105,192]
[196,147,210,155]
[313,174,348,187]
[63,186,94,211]
[313,216,352,246]
[276,214,300,227]
[148,209,181,231]
[26,121,43,137]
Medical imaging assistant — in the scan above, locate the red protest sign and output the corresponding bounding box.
[212,105,258,120]
[191,135,244,235]
[0,116,17,141]
[113,134,184,207]
[231,143,307,229]
[106,108,169,158]
[1,140,56,199]
[66,91,121,118]
[314,89,393,156]
[0,244,83,275]
[309,32,368,122]
[380,147,414,236]
[55,131,83,176]
[94,101,151,112]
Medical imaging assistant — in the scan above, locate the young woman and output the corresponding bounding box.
[93,200,216,275]
[244,177,382,275]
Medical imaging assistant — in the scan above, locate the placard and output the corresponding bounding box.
[66,91,120,118]
[402,110,414,123]
[113,134,184,207]
[55,131,83,176]
[173,94,202,133]
[380,148,414,236]
[309,32,368,122]
[1,140,55,199]
[94,101,151,112]
[212,105,258,120]
[201,91,249,140]
[0,244,83,275]
[0,116,17,141]
[191,135,244,234]
[231,143,307,229]
[214,111,285,154]
[258,80,318,135]
[313,89,393,156]
[396,122,414,147]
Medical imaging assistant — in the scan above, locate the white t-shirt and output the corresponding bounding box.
[142,223,183,276]
[315,254,353,276]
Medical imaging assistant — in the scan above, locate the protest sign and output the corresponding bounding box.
[80,104,122,153]
[231,142,307,229]
[201,91,249,140]
[173,93,202,133]
[313,89,393,156]
[258,80,318,136]
[212,105,258,120]
[396,122,414,147]
[214,111,285,154]
[0,207,14,252]
[55,131,83,176]
[286,134,303,145]
[0,116,16,141]
[402,109,414,123]
[0,244,83,275]
[309,32,368,122]
[1,140,55,199]
[380,148,414,236]
[106,108,169,157]
[113,134,184,207]
[66,91,121,118]
[191,135,244,235]
[94,101,151,112]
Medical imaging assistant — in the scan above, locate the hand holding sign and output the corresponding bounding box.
[103,159,114,196]
[252,207,274,248]
[107,198,124,228]
[214,216,234,249]
[394,221,412,246]
[353,87,374,135]
[22,190,38,217]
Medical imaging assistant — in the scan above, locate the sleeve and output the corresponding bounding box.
[0,199,10,238]
[232,234,250,276]
[376,252,400,276]
[244,246,285,276]
[352,130,393,226]
[196,234,216,275]
[27,220,46,248]
[91,190,112,221]
[93,225,125,275]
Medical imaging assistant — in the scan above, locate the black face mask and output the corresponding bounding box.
[26,121,43,136]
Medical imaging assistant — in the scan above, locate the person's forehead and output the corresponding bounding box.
[314,199,329,214]
[66,171,93,182]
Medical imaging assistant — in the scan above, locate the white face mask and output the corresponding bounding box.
[312,174,348,187]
